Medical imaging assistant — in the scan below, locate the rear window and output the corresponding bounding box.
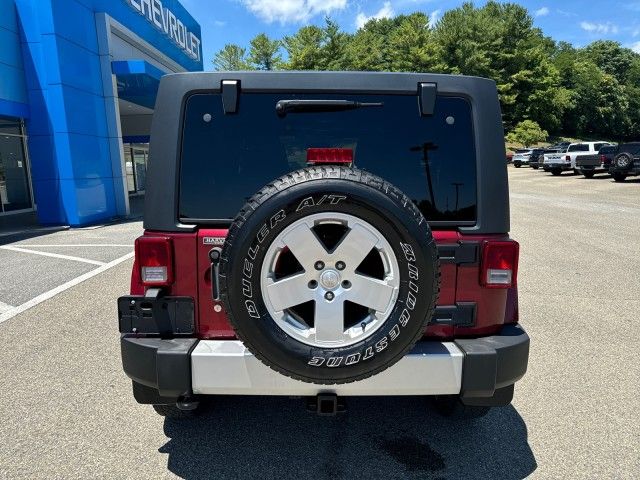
[515,149,530,154]
[568,144,590,152]
[599,146,616,154]
[179,93,477,223]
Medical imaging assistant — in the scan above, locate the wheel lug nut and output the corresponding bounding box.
[336,261,346,270]
[341,280,351,289]
[325,291,335,301]
[308,280,318,289]
[314,261,325,270]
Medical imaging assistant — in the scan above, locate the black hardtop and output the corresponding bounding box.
[145,71,510,234]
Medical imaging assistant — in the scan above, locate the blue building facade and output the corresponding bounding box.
[0,0,202,226]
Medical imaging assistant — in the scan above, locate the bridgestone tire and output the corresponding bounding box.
[219,167,440,385]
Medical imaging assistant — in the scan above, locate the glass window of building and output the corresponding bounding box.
[0,117,32,213]
[124,143,149,195]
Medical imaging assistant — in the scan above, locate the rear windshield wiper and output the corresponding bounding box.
[276,99,384,117]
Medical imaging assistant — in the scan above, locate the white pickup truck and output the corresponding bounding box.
[543,141,612,176]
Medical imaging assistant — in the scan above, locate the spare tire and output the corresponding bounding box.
[219,166,439,385]
[613,153,632,170]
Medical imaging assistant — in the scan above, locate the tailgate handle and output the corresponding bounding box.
[209,248,222,301]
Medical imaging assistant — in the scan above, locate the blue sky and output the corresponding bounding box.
[179,0,640,70]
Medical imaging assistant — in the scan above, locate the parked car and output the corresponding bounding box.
[530,148,558,169]
[608,142,640,182]
[512,148,533,167]
[542,146,569,172]
[118,71,529,420]
[544,141,612,175]
[576,145,617,178]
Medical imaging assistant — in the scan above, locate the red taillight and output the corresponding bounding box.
[307,148,353,165]
[135,236,174,286]
[565,155,570,161]
[480,240,519,288]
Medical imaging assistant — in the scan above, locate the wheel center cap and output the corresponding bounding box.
[319,269,340,290]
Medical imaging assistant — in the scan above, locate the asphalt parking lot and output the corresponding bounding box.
[0,168,638,479]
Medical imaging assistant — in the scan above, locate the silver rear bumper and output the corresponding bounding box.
[191,340,463,396]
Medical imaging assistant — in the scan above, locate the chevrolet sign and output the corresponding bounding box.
[126,0,201,62]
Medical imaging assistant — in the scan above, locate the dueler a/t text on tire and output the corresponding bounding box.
[219,166,439,385]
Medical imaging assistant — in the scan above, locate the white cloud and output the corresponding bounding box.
[428,9,441,28]
[213,20,227,27]
[355,1,395,29]
[240,0,347,24]
[534,7,549,17]
[580,21,619,35]
[630,41,640,53]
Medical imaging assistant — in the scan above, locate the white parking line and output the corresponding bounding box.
[0,252,134,325]
[13,244,133,248]
[0,301,14,315]
[0,245,106,266]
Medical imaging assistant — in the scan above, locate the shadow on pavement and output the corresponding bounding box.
[160,396,536,480]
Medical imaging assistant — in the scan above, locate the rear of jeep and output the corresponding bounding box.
[118,72,529,418]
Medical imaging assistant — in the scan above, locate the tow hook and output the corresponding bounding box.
[176,396,199,411]
[306,394,346,416]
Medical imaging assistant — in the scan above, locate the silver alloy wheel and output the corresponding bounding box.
[260,212,400,348]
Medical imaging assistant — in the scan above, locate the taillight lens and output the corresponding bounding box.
[307,148,353,165]
[480,240,519,288]
[135,236,174,286]
[565,155,570,161]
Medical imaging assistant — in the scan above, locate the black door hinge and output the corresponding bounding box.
[437,242,479,265]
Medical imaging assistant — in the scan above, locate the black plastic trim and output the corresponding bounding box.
[121,335,197,399]
[454,324,529,399]
[437,242,479,265]
[144,71,509,234]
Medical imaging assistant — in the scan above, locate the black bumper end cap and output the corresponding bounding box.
[121,335,197,399]
[455,324,530,400]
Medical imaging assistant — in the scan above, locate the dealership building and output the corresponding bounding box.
[0,0,202,226]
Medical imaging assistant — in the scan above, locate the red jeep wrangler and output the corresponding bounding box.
[118,72,529,419]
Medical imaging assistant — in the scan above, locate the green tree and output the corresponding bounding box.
[388,13,444,72]
[248,33,282,70]
[505,120,548,146]
[582,40,636,84]
[283,26,325,70]
[344,16,403,71]
[212,44,251,71]
[322,18,350,70]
